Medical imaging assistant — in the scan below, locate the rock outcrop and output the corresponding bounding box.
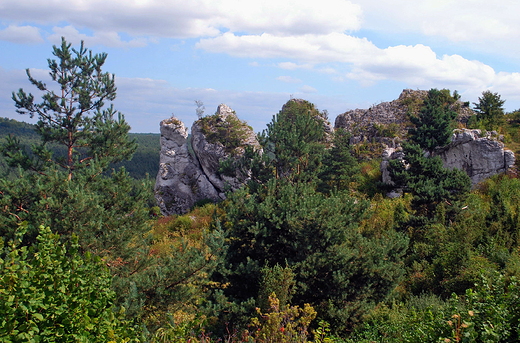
[335,89,474,145]
[437,129,515,185]
[155,104,260,215]
[381,129,515,187]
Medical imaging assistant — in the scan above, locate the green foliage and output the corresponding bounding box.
[318,128,360,193]
[257,264,296,312]
[0,225,138,342]
[348,272,520,343]
[408,88,458,152]
[249,293,317,343]
[9,37,136,180]
[0,118,160,179]
[346,295,452,342]
[0,167,152,254]
[471,90,506,131]
[215,180,408,332]
[389,142,471,213]
[260,99,328,182]
[198,112,253,155]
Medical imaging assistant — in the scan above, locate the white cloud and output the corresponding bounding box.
[196,33,378,63]
[197,30,519,98]
[0,0,362,40]
[215,0,362,35]
[0,25,43,44]
[356,0,520,55]
[277,76,302,83]
[48,26,148,48]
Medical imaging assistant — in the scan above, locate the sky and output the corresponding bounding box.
[1,0,520,133]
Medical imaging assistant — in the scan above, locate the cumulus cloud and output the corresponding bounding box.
[48,26,148,48]
[197,29,519,98]
[357,0,520,54]
[196,32,378,63]
[0,0,361,40]
[0,25,43,44]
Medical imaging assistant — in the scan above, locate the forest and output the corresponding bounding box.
[2,38,520,343]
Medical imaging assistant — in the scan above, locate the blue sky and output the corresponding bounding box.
[1,0,520,133]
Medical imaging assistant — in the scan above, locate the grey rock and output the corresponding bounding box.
[381,129,515,187]
[437,129,515,185]
[335,89,474,145]
[155,105,260,215]
[154,117,221,216]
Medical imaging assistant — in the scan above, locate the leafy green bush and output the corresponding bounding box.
[0,225,138,342]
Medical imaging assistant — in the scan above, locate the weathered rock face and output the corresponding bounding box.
[335,89,474,145]
[154,118,220,216]
[381,129,515,187]
[437,129,515,185]
[155,104,260,215]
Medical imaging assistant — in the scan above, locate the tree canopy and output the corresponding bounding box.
[408,88,458,153]
[472,90,506,131]
[9,37,136,180]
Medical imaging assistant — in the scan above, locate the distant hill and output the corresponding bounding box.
[0,117,160,179]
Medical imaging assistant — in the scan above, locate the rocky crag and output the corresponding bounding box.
[156,92,515,212]
[381,129,516,188]
[334,89,514,188]
[155,104,260,215]
[335,89,474,146]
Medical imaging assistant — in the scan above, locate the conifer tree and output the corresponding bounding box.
[0,38,151,254]
[389,142,471,214]
[214,180,408,332]
[318,127,359,192]
[260,99,328,182]
[389,88,470,215]
[473,90,506,131]
[9,37,136,180]
[408,88,458,154]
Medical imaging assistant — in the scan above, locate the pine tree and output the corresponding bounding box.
[214,180,408,332]
[260,99,328,182]
[318,127,360,192]
[9,37,136,180]
[409,88,458,154]
[473,90,506,131]
[389,142,471,214]
[0,38,151,255]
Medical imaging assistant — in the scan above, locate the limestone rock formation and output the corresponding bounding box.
[335,89,474,145]
[381,129,515,187]
[155,104,260,215]
[437,129,515,185]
